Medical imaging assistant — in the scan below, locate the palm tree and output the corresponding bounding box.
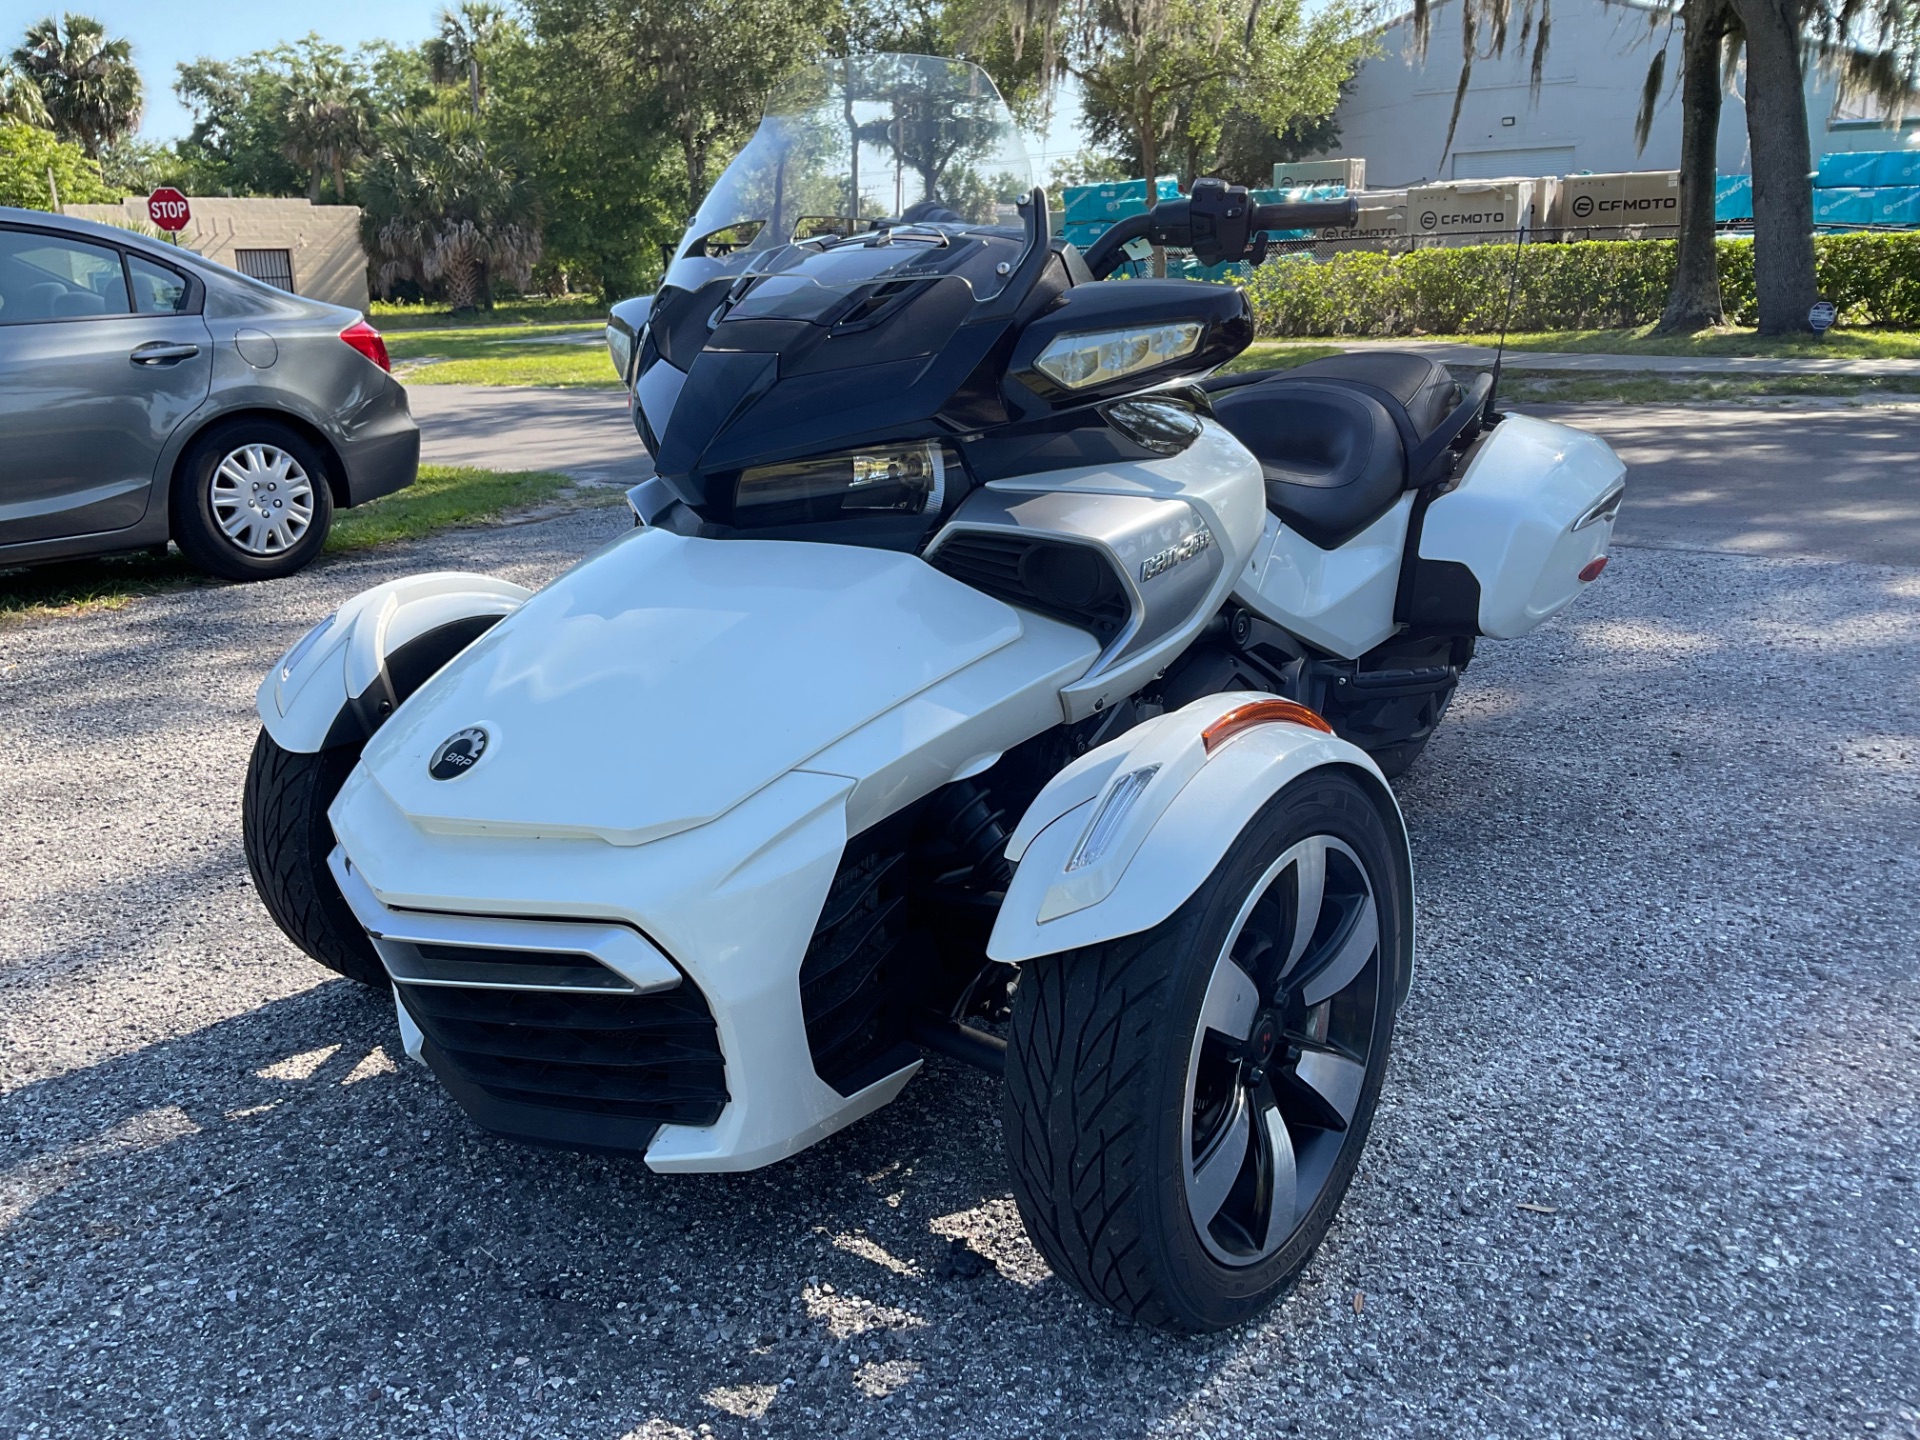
[12,14,142,158]
[280,54,373,202]
[425,3,512,116]
[0,58,50,126]
[359,104,541,312]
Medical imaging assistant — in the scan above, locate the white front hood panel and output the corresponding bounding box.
[357,528,1027,845]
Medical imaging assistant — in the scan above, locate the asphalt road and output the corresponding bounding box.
[1531,402,1920,567]
[2,412,1918,1439]
[410,383,650,488]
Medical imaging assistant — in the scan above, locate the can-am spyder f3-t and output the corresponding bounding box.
[245,54,1625,1332]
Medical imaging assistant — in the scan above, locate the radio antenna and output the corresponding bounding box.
[1484,203,1532,425]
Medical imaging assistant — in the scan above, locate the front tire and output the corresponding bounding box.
[172,420,334,581]
[242,731,385,986]
[1002,769,1408,1332]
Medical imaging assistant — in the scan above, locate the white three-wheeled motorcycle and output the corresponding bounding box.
[245,55,1624,1331]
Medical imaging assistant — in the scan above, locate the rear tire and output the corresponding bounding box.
[1002,769,1408,1332]
[242,730,385,986]
[172,419,334,581]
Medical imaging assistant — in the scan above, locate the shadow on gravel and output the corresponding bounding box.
[1,979,1247,1439]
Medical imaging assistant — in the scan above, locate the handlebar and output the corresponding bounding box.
[1251,198,1361,232]
[1080,185,1362,278]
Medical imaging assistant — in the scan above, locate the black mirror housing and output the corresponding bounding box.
[1003,279,1253,417]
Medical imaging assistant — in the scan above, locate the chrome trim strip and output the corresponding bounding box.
[327,847,683,995]
[1572,482,1627,532]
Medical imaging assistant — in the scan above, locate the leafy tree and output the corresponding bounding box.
[1049,146,1134,187]
[1075,0,1365,192]
[1428,0,1920,334]
[280,46,374,201]
[176,50,308,196]
[12,13,142,158]
[359,101,542,311]
[486,19,682,298]
[528,0,841,208]
[425,3,515,115]
[0,57,50,126]
[0,119,117,205]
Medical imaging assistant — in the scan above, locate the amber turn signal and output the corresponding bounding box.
[1201,699,1336,754]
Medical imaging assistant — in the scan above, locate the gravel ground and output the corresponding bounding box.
[2,505,1917,1440]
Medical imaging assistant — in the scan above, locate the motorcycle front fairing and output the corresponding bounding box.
[327,525,1103,1169]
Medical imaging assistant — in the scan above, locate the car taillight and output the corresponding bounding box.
[339,319,390,372]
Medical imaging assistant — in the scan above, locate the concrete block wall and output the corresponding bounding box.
[64,198,371,311]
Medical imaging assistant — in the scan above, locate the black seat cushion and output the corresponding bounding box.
[1277,352,1461,443]
[1209,379,1407,550]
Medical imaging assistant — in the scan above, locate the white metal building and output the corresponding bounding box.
[1328,0,1920,189]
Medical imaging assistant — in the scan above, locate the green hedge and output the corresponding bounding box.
[1241,231,1920,335]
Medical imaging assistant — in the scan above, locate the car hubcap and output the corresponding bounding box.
[1182,834,1382,1267]
[210,444,314,556]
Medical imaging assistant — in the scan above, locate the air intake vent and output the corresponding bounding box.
[931,533,1132,642]
[398,976,729,1152]
[799,846,918,1096]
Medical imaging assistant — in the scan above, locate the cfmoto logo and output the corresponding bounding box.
[429,726,490,780]
[1572,194,1596,218]
[1419,210,1438,230]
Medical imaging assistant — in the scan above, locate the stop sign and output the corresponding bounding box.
[147,188,190,232]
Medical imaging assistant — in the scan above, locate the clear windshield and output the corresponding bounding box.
[673,54,1034,288]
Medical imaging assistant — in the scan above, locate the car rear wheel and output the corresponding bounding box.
[172,420,334,581]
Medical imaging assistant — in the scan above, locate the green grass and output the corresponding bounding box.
[384,322,621,388]
[1404,326,1920,360]
[327,465,580,550]
[0,466,588,622]
[370,296,612,330]
[1215,342,1347,375]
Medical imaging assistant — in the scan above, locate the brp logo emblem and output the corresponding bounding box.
[1571,194,1596,219]
[429,727,489,780]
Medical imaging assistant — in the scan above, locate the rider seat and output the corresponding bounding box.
[1204,352,1463,550]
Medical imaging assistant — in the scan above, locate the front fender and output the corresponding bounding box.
[256,572,533,753]
[987,692,1412,994]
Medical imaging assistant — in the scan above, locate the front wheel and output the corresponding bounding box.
[1002,769,1409,1332]
[242,733,385,985]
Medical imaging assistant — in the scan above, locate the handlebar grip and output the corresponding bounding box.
[1251,198,1360,232]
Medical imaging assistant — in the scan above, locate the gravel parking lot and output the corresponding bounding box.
[3,479,1917,1438]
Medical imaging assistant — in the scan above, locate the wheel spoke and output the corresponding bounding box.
[1294,894,1378,1007]
[205,444,313,557]
[1197,956,1260,1042]
[1273,1049,1365,1132]
[1254,1094,1298,1249]
[1282,836,1326,973]
[1186,1088,1250,1231]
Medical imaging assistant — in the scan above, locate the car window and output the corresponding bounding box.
[128,253,191,314]
[0,229,131,324]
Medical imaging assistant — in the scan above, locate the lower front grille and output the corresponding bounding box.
[328,850,729,1154]
[400,982,728,1124]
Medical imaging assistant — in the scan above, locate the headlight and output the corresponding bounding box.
[1033,322,1203,390]
[733,441,953,526]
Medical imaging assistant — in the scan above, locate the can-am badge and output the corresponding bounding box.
[429,726,489,780]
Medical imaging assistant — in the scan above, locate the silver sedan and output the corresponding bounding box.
[0,206,418,581]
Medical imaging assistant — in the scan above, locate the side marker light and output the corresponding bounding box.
[1201,699,1335,755]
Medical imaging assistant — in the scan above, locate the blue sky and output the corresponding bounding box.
[0,0,448,141]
